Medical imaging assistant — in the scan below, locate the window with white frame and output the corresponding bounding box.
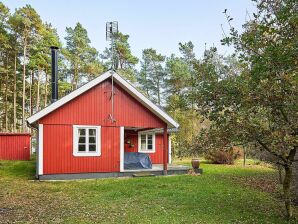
[138,133,155,153]
[73,125,101,156]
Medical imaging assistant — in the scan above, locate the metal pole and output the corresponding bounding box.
[50,46,59,103]
[111,72,114,122]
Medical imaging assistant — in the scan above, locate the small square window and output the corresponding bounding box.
[138,133,155,153]
[73,126,101,157]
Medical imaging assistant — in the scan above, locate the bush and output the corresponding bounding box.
[205,147,242,164]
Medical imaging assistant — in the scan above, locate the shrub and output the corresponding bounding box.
[205,147,242,164]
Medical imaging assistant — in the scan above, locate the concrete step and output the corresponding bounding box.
[132,172,156,177]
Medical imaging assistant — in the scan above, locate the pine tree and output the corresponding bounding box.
[139,48,165,105]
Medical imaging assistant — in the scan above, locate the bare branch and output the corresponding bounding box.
[256,138,287,163]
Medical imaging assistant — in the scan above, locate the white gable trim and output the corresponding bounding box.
[27,70,179,128]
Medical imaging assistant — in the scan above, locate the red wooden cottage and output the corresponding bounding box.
[27,69,181,180]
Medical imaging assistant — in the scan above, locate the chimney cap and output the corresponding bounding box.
[50,46,59,49]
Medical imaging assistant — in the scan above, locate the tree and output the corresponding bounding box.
[165,43,205,158]
[9,25,20,132]
[138,48,165,105]
[30,23,61,111]
[0,3,103,132]
[0,2,11,131]
[101,32,138,82]
[178,42,197,109]
[166,54,191,110]
[64,22,103,90]
[9,5,42,131]
[195,0,298,218]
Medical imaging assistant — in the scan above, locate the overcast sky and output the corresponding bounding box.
[3,0,256,60]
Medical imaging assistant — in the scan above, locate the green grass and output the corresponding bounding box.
[0,159,297,223]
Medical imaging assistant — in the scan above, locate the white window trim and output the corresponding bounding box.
[138,132,156,153]
[73,125,101,157]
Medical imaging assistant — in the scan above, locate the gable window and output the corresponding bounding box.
[73,125,101,156]
[138,133,155,153]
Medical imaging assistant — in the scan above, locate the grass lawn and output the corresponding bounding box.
[0,159,297,223]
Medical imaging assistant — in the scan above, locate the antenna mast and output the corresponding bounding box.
[106,21,118,70]
[106,21,118,123]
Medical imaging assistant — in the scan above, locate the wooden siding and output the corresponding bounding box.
[0,133,31,160]
[39,78,169,174]
[43,125,120,174]
[124,130,167,164]
[40,79,165,128]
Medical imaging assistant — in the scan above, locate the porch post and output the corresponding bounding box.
[120,127,124,172]
[163,126,168,175]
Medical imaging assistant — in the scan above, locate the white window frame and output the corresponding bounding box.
[73,125,101,157]
[138,132,155,153]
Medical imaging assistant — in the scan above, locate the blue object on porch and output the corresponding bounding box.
[124,152,152,170]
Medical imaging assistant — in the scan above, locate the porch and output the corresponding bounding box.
[39,164,193,180]
[121,127,171,173]
[123,164,190,173]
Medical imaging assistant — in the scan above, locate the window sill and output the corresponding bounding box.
[138,150,155,153]
[73,152,101,157]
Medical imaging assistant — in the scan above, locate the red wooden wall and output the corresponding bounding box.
[0,133,31,160]
[43,126,120,174]
[40,79,165,128]
[124,130,167,164]
[40,79,168,174]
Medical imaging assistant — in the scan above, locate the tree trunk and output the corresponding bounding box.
[293,152,298,205]
[282,146,296,218]
[283,165,293,218]
[13,53,17,132]
[29,70,33,116]
[73,63,78,90]
[4,56,9,131]
[243,146,246,166]
[44,67,48,107]
[191,71,194,110]
[278,164,283,184]
[157,78,160,105]
[36,68,41,111]
[75,63,78,90]
[143,64,149,96]
[22,38,27,132]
